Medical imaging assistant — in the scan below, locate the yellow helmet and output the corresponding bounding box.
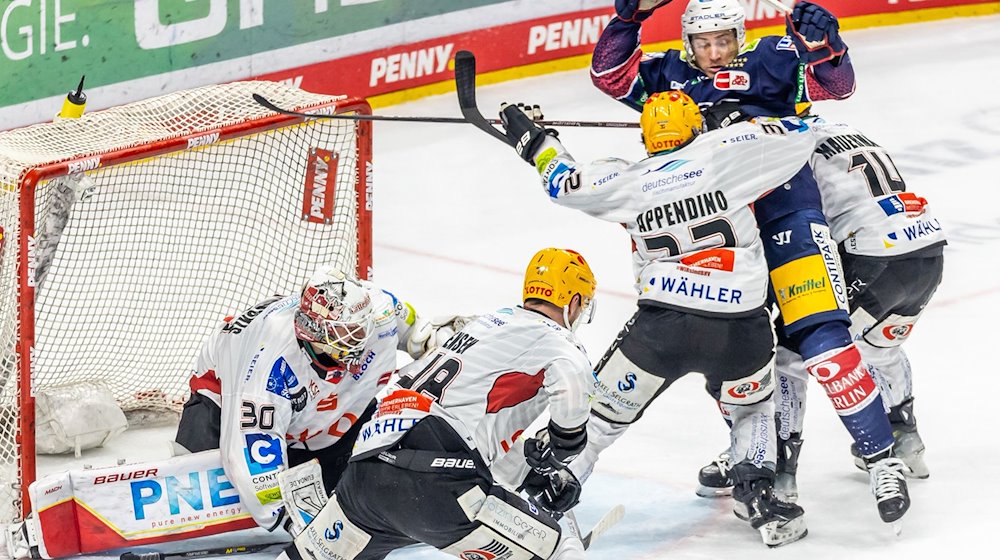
[640,91,703,156]
[523,248,597,309]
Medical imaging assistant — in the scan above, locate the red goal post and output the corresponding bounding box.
[0,81,372,522]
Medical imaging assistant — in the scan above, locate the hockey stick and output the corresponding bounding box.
[253,93,636,129]
[761,0,792,14]
[119,542,287,560]
[564,504,626,550]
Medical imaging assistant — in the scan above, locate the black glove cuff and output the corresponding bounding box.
[548,420,587,462]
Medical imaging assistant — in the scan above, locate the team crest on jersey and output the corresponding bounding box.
[714,71,750,91]
[776,36,799,53]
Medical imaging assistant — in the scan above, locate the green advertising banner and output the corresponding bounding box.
[0,0,501,108]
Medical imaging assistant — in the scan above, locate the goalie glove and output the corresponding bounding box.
[499,104,558,164]
[785,1,847,66]
[405,314,475,359]
[615,0,674,23]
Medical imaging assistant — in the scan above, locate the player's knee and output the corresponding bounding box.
[788,319,851,360]
[717,353,776,407]
[591,348,666,425]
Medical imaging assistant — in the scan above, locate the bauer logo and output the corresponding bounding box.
[243,433,283,475]
[303,148,337,224]
[130,467,240,520]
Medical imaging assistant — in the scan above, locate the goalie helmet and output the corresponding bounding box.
[640,91,704,155]
[523,248,597,331]
[681,0,746,66]
[294,265,375,362]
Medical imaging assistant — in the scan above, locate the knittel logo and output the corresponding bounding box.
[303,148,338,224]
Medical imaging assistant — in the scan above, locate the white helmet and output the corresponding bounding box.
[293,265,375,362]
[681,0,747,65]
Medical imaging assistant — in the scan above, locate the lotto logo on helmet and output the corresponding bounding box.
[524,285,554,297]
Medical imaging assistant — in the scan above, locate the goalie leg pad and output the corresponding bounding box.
[288,492,371,560]
[278,459,329,536]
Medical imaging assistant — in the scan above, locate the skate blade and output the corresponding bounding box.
[696,485,733,498]
[760,517,808,548]
[891,520,903,537]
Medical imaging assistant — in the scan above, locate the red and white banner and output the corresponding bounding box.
[256,0,997,103]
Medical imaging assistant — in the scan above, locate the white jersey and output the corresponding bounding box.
[187,286,411,529]
[352,306,593,468]
[535,118,815,315]
[808,118,946,257]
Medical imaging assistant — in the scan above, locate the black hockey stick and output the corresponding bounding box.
[453,50,516,146]
[119,542,287,560]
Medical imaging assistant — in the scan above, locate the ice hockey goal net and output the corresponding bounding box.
[0,81,372,522]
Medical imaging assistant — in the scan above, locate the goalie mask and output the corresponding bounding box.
[294,266,375,363]
[523,248,597,331]
[640,91,704,156]
[681,0,746,68]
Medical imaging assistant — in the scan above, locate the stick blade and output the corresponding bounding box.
[452,50,512,145]
[582,504,625,549]
[454,50,478,112]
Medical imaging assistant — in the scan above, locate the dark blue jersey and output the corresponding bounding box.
[591,18,855,116]
[636,36,807,117]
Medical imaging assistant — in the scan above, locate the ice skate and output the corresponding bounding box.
[774,433,803,503]
[732,464,807,547]
[866,452,910,533]
[851,398,928,479]
[696,450,734,498]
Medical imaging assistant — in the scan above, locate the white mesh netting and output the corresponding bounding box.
[0,81,370,522]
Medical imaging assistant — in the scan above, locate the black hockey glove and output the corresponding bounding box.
[500,104,557,164]
[702,102,752,131]
[615,0,674,23]
[786,1,847,65]
[522,468,583,515]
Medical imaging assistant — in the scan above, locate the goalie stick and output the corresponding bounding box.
[564,504,626,550]
[119,542,286,560]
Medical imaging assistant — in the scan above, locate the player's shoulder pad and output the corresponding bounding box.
[752,116,811,134]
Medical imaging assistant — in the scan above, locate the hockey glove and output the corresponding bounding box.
[785,1,846,66]
[615,0,674,23]
[500,102,544,122]
[522,468,583,515]
[701,102,752,131]
[405,314,475,358]
[500,104,557,164]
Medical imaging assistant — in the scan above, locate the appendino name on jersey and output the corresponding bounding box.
[637,190,728,233]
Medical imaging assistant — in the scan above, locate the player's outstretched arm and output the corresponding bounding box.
[786,2,856,100]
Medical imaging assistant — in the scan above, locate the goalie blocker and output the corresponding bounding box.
[7,451,257,559]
